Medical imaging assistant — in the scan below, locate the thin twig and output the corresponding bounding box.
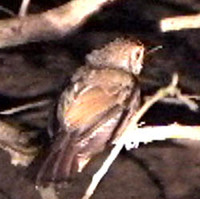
[186,95,200,100]
[160,14,200,32]
[125,124,200,149]
[176,90,199,111]
[0,5,15,17]
[0,120,39,166]
[37,183,59,199]
[0,99,51,115]
[145,94,199,112]
[19,0,31,17]
[0,0,116,48]
[82,74,180,199]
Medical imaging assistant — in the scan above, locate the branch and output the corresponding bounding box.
[19,0,31,17]
[0,99,51,115]
[125,124,200,148]
[36,183,59,199]
[145,94,198,112]
[160,13,200,32]
[0,0,116,48]
[0,5,15,17]
[81,74,181,199]
[0,120,39,166]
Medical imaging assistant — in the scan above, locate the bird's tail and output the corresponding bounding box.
[36,132,79,186]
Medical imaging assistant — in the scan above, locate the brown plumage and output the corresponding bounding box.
[37,38,144,184]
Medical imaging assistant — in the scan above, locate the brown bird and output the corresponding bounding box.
[36,38,144,184]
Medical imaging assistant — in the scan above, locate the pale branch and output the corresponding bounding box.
[0,0,116,48]
[145,94,199,112]
[82,74,200,199]
[19,0,31,17]
[160,13,200,32]
[0,99,51,115]
[0,5,15,17]
[81,74,180,199]
[0,120,39,166]
[36,183,59,199]
[125,124,200,149]
[186,95,200,100]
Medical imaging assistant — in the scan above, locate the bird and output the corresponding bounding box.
[36,38,144,185]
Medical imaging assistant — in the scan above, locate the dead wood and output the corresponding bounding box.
[0,0,116,48]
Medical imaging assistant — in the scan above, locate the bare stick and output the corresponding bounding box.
[160,14,200,32]
[19,0,31,17]
[125,124,200,148]
[0,99,51,115]
[145,94,199,112]
[0,5,15,16]
[82,74,180,199]
[0,0,116,48]
[0,120,39,166]
[37,183,59,199]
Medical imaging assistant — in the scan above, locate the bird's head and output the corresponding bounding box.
[86,38,145,75]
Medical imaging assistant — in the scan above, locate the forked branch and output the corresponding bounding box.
[82,73,199,199]
[0,0,116,48]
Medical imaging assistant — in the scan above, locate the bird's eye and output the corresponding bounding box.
[135,49,142,60]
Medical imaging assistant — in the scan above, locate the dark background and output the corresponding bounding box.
[0,0,200,198]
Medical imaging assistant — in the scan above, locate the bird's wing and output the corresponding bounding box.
[37,86,123,184]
